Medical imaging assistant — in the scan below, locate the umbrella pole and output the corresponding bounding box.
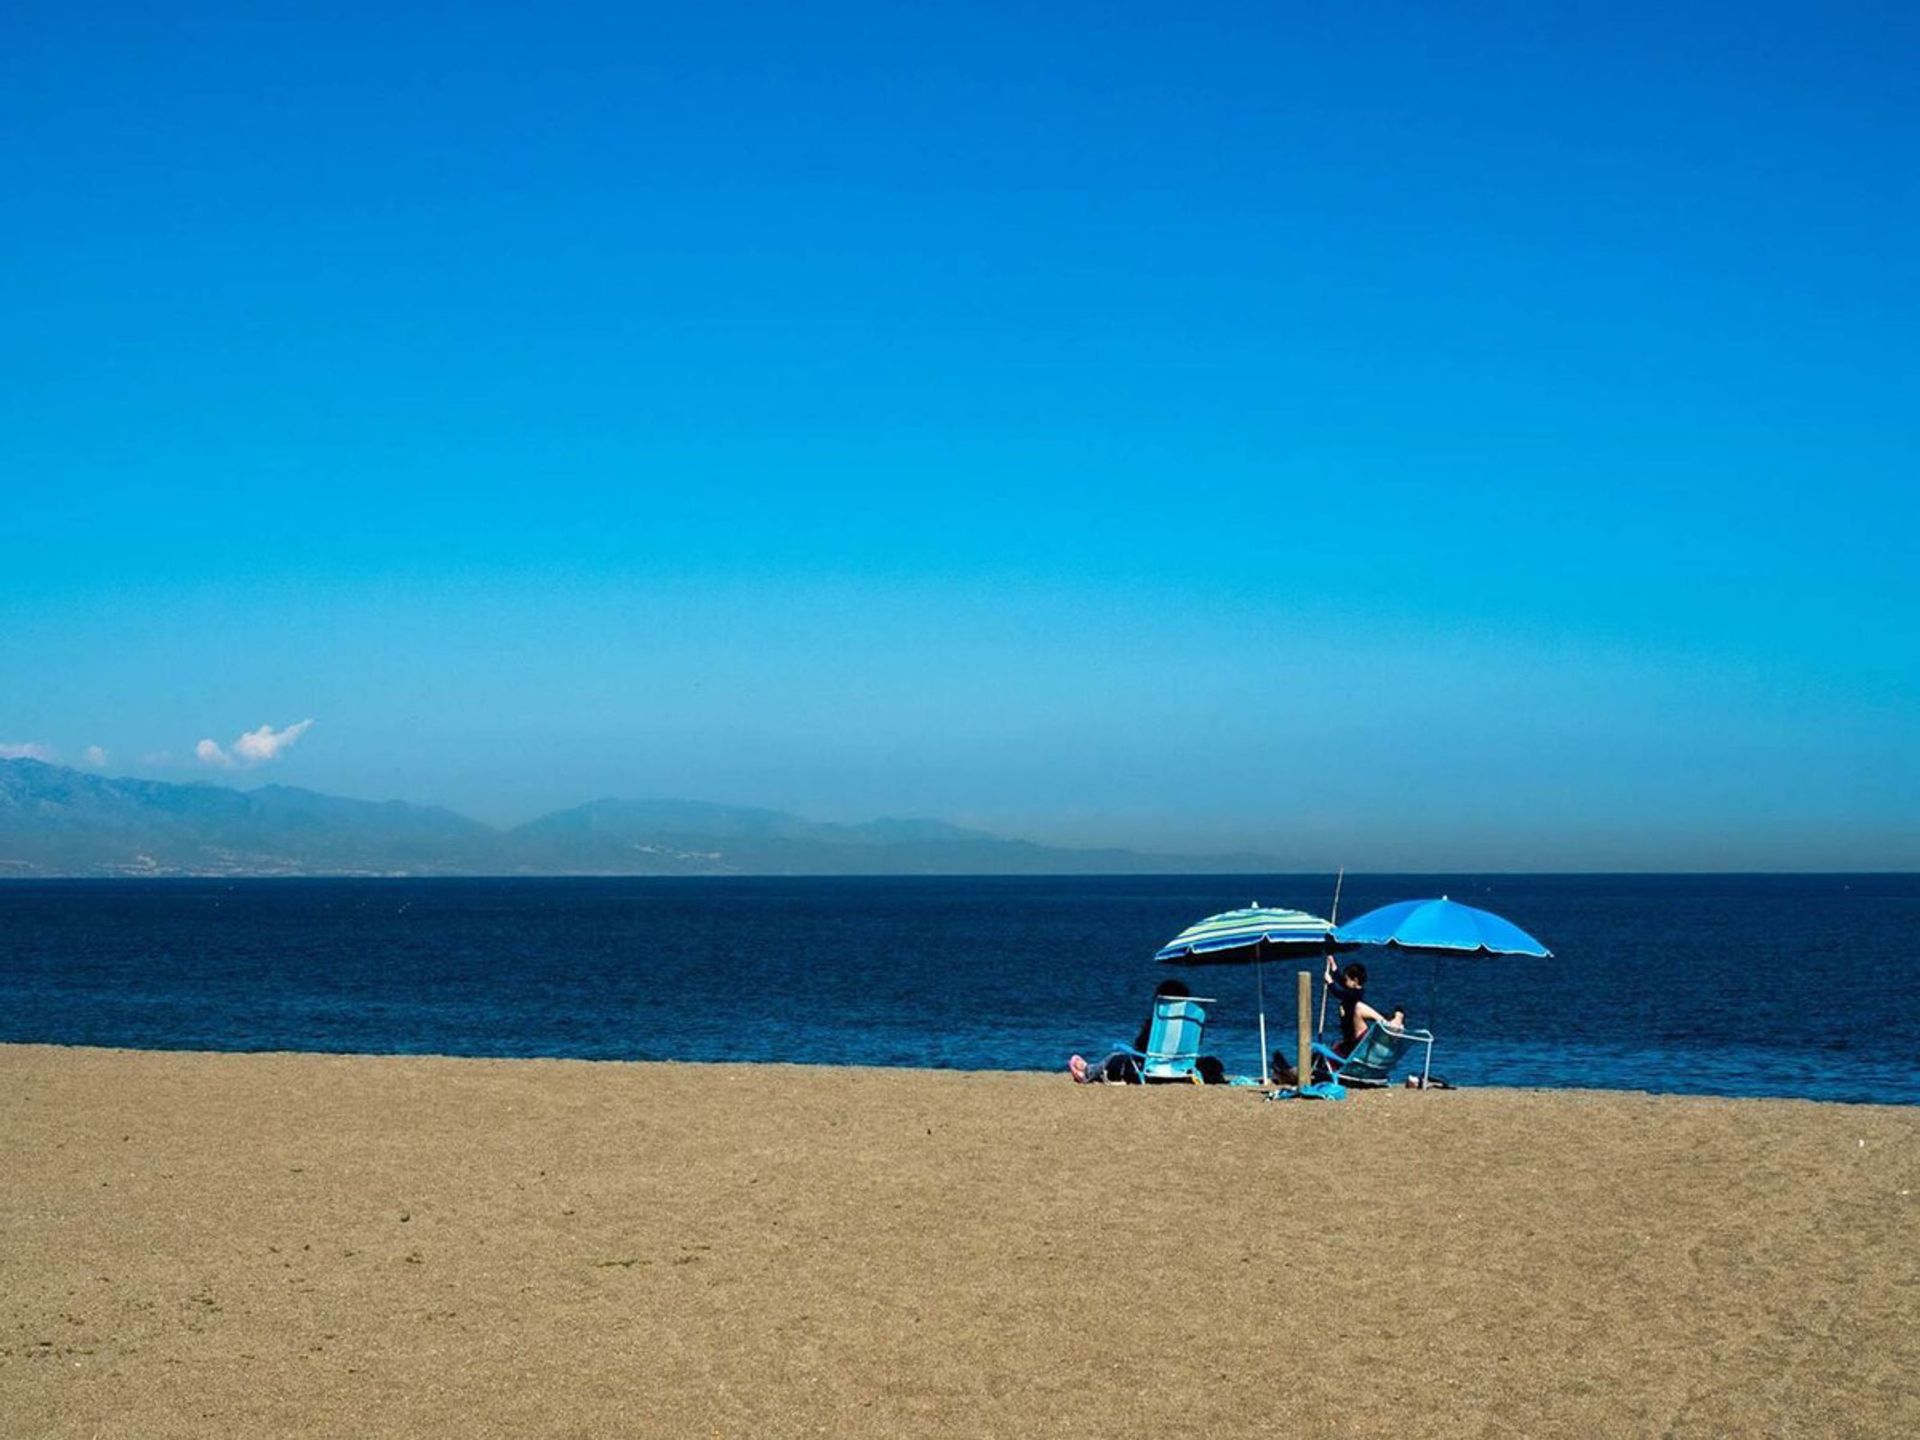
[1255,959,1269,1087]
[1317,868,1344,1038]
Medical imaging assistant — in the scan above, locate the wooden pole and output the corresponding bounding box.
[1297,969,1312,1093]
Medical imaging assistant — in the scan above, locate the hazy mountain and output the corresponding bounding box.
[505,798,1029,874]
[0,760,502,876]
[0,760,1279,877]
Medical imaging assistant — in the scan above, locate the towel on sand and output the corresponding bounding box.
[1266,1081,1348,1102]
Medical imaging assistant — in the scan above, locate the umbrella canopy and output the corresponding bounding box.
[1156,905,1342,1087]
[1156,906,1340,964]
[1332,897,1551,958]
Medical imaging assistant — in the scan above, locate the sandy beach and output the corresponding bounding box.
[2,1045,1913,1438]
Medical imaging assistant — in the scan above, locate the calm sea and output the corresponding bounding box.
[1,875,1914,1104]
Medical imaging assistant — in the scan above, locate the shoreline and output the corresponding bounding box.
[4,1043,1915,1437]
[4,1039,1914,1109]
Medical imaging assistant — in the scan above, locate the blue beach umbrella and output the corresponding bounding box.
[1157,905,1345,1084]
[1332,897,1552,1046]
[1332,897,1552,957]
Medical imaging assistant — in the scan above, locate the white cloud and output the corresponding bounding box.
[196,720,315,769]
[0,742,56,761]
[233,719,314,763]
[82,745,109,767]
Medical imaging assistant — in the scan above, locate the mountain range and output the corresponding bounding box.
[0,759,1277,877]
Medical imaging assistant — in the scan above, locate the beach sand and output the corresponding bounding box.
[2,1045,1914,1438]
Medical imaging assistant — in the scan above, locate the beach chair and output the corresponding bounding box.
[1118,995,1215,1083]
[1312,1022,1435,1089]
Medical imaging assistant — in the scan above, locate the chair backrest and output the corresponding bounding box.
[1140,997,1208,1079]
[1335,1023,1432,1085]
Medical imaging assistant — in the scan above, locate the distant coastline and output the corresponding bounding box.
[9,760,1913,880]
[0,758,1283,879]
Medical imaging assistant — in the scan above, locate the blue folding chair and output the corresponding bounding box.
[1313,1022,1435,1089]
[1117,996,1215,1083]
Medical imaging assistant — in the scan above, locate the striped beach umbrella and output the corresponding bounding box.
[1155,905,1339,962]
[1157,905,1343,1085]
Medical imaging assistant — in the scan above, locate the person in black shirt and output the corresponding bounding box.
[1323,956,1406,1056]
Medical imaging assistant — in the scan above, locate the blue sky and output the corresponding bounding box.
[3,1,1914,868]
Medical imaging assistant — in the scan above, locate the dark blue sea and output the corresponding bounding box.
[2,875,1914,1104]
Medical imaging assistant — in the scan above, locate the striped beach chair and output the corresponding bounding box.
[1119,995,1214,1083]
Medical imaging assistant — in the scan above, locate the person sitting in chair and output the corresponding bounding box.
[1069,979,1225,1084]
[1322,956,1406,1057]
